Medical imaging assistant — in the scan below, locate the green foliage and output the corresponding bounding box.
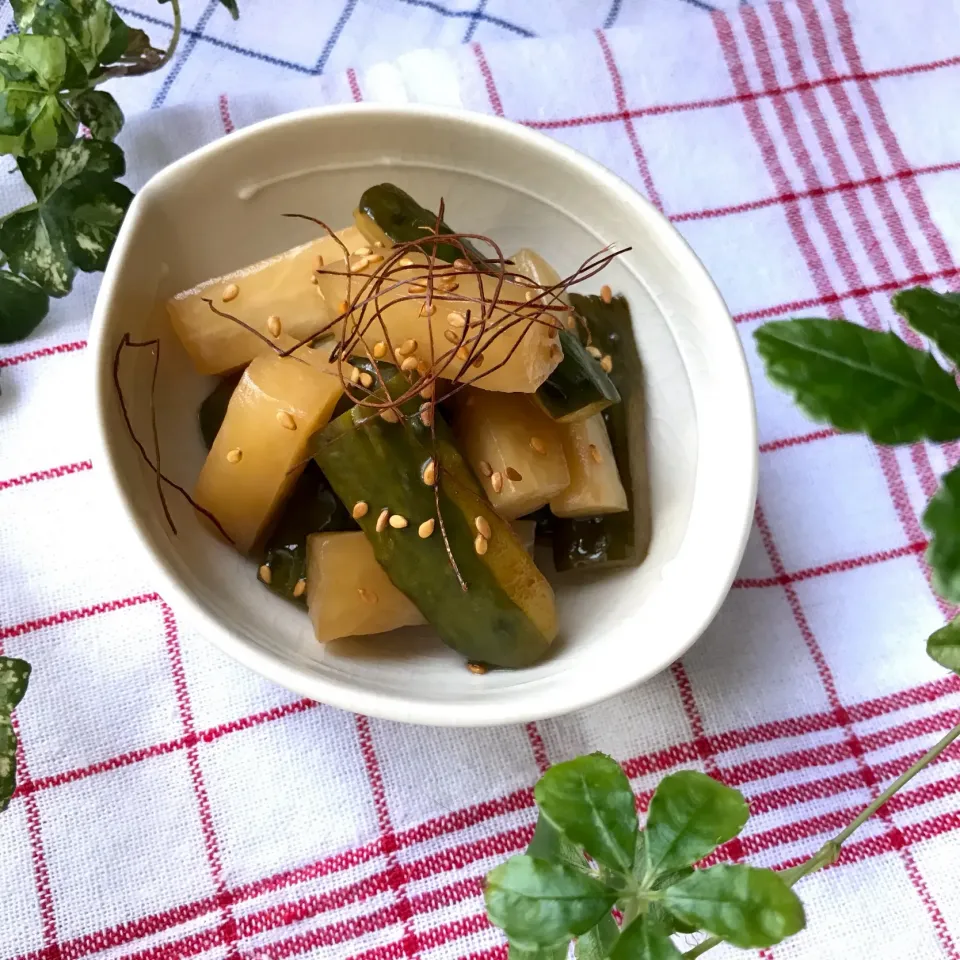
[0,657,31,812]
[927,614,960,672]
[0,0,240,341]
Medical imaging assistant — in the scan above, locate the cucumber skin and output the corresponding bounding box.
[537,329,621,423]
[312,381,553,667]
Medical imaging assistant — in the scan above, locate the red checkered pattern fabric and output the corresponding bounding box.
[2,0,960,957]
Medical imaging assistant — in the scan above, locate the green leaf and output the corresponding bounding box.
[485,855,618,947]
[0,139,132,295]
[0,656,31,812]
[648,867,698,936]
[662,865,805,949]
[0,270,49,342]
[508,942,569,960]
[534,753,638,874]
[927,614,960,673]
[893,287,960,368]
[70,89,122,140]
[12,0,129,73]
[609,917,682,960]
[754,318,960,443]
[923,464,960,604]
[218,0,240,18]
[528,812,587,869]
[644,771,749,879]
[0,34,82,156]
[576,913,619,960]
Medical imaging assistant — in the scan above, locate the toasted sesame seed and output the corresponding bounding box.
[506,466,522,481]
[226,447,242,464]
[587,345,602,359]
[372,341,387,359]
[444,329,460,344]
[389,514,408,529]
[453,258,471,270]
[337,300,350,315]
[438,279,459,292]
[399,258,415,267]
[401,355,419,372]
[419,402,434,427]
[467,661,488,675]
[589,443,603,464]
[491,471,503,493]
[353,501,369,519]
[478,459,493,477]
[222,283,239,302]
[420,302,437,317]
[366,254,384,265]
[376,508,390,532]
[293,578,307,598]
[350,366,361,384]
[422,460,437,486]
[380,408,400,423]
[354,246,372,257]
[407,282,426,294]
[267,315,282,338]
[417,359,430,376]
[420,382,435,400]
[358,587,378,604]
[398,338,417,356]
[418,518,435,538]
[600,284,613,304]
[475,515,492,539]
[474,534,488,556]
[277,411,297,431]
[530,436,547,455]
[447,311,467,328]
[473,353,484,368]
[258,564,272,585]
[360,371,373,388]
[354,256,371,271]
[456,346,470,361]
[600,354,613,373]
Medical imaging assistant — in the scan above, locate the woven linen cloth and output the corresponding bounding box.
[2,0,960,958]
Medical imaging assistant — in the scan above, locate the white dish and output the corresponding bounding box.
[89,104,757,726]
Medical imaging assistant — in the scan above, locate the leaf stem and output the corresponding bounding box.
[153,0,183,71]
[681,720,960,958]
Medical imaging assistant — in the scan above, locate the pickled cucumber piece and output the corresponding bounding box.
[194,341,344,553]
[451,388,571,521]
[313,375,557,667]
[168,225,364,375]
[549,413,628,518]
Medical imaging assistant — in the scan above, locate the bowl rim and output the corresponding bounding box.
[89,102,757,726]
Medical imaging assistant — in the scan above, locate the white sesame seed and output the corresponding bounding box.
[389,514,408,529]
[222,283,239,302]
[293,578,306,598]
[226,447,242,464]
[258,564,272,584]
[360,371,373,388]
[350,366,361,384]
[475,515,492,539]
[600,354,613,373]
[397,338,417,356]
[407,283,426,294]
[453,258,471,270]
[373,341,387,359]
[366,254,384,265]
[447,311,467,328]
[277,411,297,431]
[587,345,602,359]
[589,444,603,464]
[418,518,435,538]
[267,315,282,338]
[399,258,415,267]
[456,346,470,361]
[380,408,400,423]
[354,246,372,257]
[421,302,437,317]
[417,359,430,376]
[353,501,369,519]
[444,329,460,344]
[420,383,435,400]
[422,460,437,486]
[401,355,419,372]
[600,284,613,304]
[530,436,546,455]
[491,471,503,494]
[419,402,434,427]
[474,534,488,556]
[478,460,492,477]
[376,508,389,532]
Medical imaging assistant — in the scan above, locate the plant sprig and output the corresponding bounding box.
[0,0,241,344]
[485,285,960,956]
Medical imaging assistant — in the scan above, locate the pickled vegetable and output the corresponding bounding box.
[199,371,242,449]
[355,183,487,265]
[317,251,562,393]
[258,463,356,604]
[306,531,424,641]
[451,388,570,521]
[194,341,344,554]
[552,294,651,571]
[168,225,365,375]
[549,413,628,518]
[313,375,557,667]
[510,249,620,423]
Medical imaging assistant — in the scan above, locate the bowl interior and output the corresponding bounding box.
[93,106,755,725]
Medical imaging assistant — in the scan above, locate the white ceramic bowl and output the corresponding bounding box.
[90,104,756,726]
